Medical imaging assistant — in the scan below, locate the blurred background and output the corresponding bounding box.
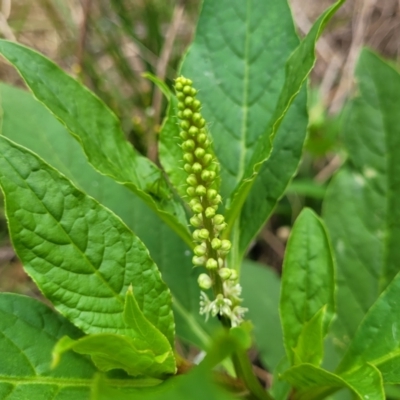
[0,0,398,296]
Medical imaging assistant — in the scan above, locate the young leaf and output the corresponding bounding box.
[0,135,174,345]
[280,208,335,366]
[224,0,344,235]
[241,260,285,371]
[0,40,192,246]
[0,293,95,399]
[53,286,175,378]
[323,49,400,351]
[281,363,384,400]
[0,83,212,352]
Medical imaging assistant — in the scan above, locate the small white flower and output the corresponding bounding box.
[199,291,213,320]
[210,294,232,318]
[223,281,242,299]
[230,306,248,327]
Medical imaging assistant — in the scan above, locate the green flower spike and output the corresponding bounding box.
[174,76,247,327]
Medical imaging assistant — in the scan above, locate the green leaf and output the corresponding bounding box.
[0,83,212,352]
[323,49,400,351]
[280,208,335,365]
[0,135,174,345]
[0,40,191,246]
[53,287,175,378]
[225,0,344,234]
[0,293,96,399]
[241,260,284,371]
[281,363,384,400]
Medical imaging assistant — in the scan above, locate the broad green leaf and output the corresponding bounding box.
[241,259,284,370]
[323,49,400,351]
[0,40,192,246]
[336,268,400,383]
[0,83,213,352]
[280,208,335,365]
[281,363,384,400]
[53,287,175,378]
[0,135,174,345]
[225,0,344,234]
[0,293,96,399]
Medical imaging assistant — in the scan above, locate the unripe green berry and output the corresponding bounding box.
[190,88,197,96]
[183,85,192,94]
[213,214,225,225]
[184,96,194,106]
[194,244,207,256]
[195,148,206,159]
[180,121,190,130]
[177,92,185,100]
[186,186,196,197]
[203,154,213,166]
[186,174,197,186]
[198,229,210,240]
[177,111,183,119]
[185,78,193,86]
[180,131,188,140]
[182,139,195,151]
[183,108,193,119]
[195,185,207,196]
[191,203,203,213]
[220,240,232,252]
[198,118,206,127]
[219,268,231,280]
[183,152,194,163]
[188,126,199,136]
[198,273,212,290]
[184,163,192,173]
[197,133,207,144]
[205,207,216,218]
[193,255,206,266]
[206,258,218,270]
[211,238,222,250]
[178,102,186,110]
[190,215,203,228]
[203,139,210,149]
[207,189,218,200]
[193,99,201,110]
[192,162,202,174]
[175,82,183,91]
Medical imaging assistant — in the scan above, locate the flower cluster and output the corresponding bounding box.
[174,76,247,327]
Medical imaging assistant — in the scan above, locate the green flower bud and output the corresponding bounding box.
[183,152,194,163]
[198,273,212,290]
[201,170,216,182]
[207,189,218,200]
[175,81,183,91]
[202,154,213,166]
[192,162,202,174]
[184,163,192,173]
[193,255,206,266]
[193,99,201,110]
[213,214,225,225]
[197,133,207,144]
[211,194,222,205]
[230,270,238,281]
[184,96,194,106]
[198,229,210,240]
[186,186,196,197]
[180,120,190,130]
[205,207,216,218]
[177,92,185,100]
[183,108,193,119]
[211,238,222,250]
[195,185,207,196]
[183,85,192,95]
[178,101,185,110]
[194,244,207,256]
[192,113,201,123]
[198,118,206,127]
[195,148,206,159]
[185,78,193,86]
[218,258,224,268]
[190,88,197,96]
[215,222,227,232]
[188,126,199,136]
[186,174,197,186]
[203,139,210,149]
[220,240,232,252]
[191,203,203,213]
[182,139,195,151]
[219,268,231,280]
[190,214,203,228]
[206,258,218,270]
[180,131,188,140]
[192,229,201,241]
[177,111,183,119]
